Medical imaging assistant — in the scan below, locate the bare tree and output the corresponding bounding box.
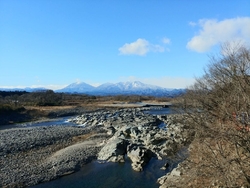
[177,42,250,187]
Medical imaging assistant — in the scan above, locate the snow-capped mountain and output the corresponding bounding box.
[109,81,162,91]
[56,82,95,93]
[0,81,186,96]
[95,81,162,95]
[56,81,186,97]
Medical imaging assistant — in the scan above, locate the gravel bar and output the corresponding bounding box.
[0,125,108,187]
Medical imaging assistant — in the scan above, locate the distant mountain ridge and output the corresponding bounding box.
[0,87,47,92]
[0,81,186,97]
[56,81,186,97]
[57,82,95,93]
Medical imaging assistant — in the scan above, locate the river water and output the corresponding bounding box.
[0,116,78,130]
[33,157,173,188]
[22,107,179,188]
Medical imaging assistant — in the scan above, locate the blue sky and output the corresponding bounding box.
[1,0,250,89]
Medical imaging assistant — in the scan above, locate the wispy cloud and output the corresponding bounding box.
[119,38,170,56]
[187,17,250,52]
[162,37,171,44]
[150,44,165,53]
[188,21,197,26]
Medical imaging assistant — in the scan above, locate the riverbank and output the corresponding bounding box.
[0,100,171,126]
[0,108,193,187]
[0,105,97,127]
[0,125,110,187]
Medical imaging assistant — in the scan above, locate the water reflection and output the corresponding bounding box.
[143,107,173,115]
[33,157,170,188]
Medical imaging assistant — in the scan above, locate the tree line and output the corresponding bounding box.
[0,90,170,108]
[0,90,63,107]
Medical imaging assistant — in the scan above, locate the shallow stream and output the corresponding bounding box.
[32,157,175,188]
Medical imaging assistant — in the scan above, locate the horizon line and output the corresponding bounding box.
[0,80,189,90]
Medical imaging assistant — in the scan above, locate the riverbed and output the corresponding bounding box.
[1,107,185,188]
[32,107,176,188]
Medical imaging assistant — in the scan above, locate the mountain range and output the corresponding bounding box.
[56,81,186,97]
[0,87,47,92]
[0,81,186,97]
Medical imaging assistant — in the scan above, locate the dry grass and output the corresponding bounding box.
[24,105,78,111]
[164,121,250,187]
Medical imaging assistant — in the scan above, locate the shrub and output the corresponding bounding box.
[177,43,250,187]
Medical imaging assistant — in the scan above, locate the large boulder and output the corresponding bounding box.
[97,138,128,162]
[127,144,153,171]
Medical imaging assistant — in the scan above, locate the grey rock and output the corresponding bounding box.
[106,126,116,135]
[0,108,192,187]
[127,144,153,171]
[98,138,128,162]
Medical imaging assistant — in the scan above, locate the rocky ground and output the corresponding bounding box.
[0,125,110,187]
[0,108,192,187]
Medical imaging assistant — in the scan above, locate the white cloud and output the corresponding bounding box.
[189,21,197,26]
[187,17,250,53]
[119,38,149,56]
[162,37,171,44]
[119,38,169,56]
[150,44,165,52]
